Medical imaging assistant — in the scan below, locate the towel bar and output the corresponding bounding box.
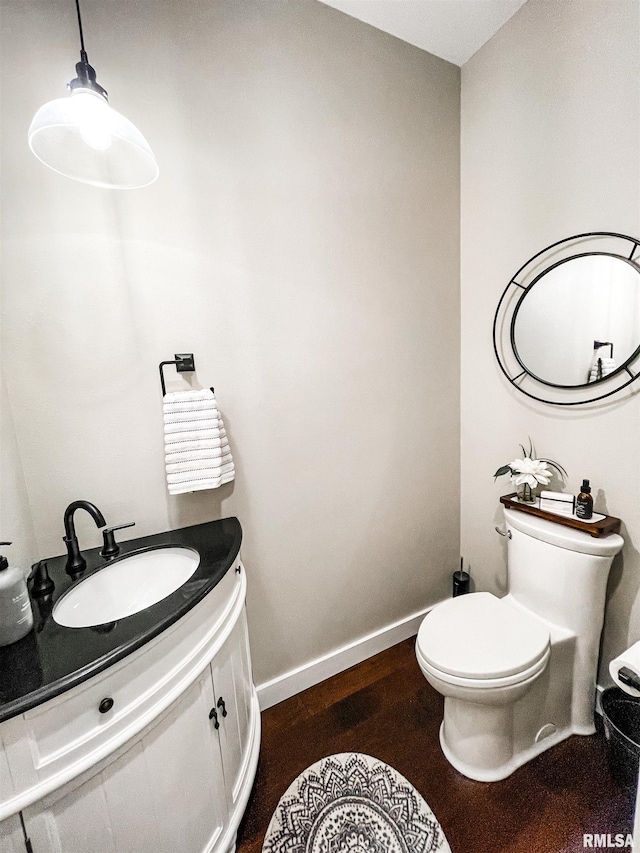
[159,353,196,396]
[593,340,614,358]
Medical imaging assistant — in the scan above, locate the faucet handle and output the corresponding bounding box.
[100,522,136,559]
[30,560,55,597]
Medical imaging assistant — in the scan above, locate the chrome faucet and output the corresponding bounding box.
[63,500,106,578]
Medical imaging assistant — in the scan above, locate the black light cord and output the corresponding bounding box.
[69,0,107,97]
[75,0,87,60]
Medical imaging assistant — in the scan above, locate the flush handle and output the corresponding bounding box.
[495,526,512,539]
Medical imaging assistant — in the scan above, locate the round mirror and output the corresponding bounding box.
[493,232,640,406]
[513,255,640,387]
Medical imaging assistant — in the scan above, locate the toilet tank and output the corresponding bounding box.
[503,508,624,636]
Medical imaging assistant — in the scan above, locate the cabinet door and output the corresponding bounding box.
[0,814,27,853]
[210,607,254,810]
[22,670,227,853]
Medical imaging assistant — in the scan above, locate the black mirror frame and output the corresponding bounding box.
[493,231,640,406]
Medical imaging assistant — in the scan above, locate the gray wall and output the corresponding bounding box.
[0,373,37,573]
[461,0,640,682]
[0,0,461,685]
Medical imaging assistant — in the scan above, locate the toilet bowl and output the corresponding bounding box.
[416,592,551,780]
[417,592,550,705]
[416,508,624,782]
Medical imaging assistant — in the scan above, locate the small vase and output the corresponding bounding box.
[518,483,537,504]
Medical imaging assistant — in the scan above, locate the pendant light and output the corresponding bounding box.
[28,0,158,189]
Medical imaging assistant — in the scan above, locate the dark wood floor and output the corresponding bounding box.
[236,637,636,853]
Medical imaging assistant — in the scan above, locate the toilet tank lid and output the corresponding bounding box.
[504,509,624,557]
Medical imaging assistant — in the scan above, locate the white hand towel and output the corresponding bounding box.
[164,437,224,455]
[163,389,234,493]
[164,408,220,424]
[169,470,235,495]
[588,355,616,383]
[164,418,221,434]
[164,427,223,444]
[166,442,225,463]
[163,398,219,413]
[166,450,232,475]
[164,389,216,403]
[167,460,235,485]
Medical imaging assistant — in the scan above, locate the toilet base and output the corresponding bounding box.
[438,716,573,782]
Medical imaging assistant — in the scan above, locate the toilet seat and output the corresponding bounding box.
[416,644,550,690]
[416,592,550,683]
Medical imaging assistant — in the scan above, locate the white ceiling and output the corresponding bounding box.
[318,0,528,66]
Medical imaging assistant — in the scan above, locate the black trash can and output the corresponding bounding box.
[601,687,640,788]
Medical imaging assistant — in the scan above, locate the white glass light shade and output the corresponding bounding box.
[28,88,158,189]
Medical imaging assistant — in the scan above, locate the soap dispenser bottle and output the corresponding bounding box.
[0,543,33,646]
[576,480,594,520]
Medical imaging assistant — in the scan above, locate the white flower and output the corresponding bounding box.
[509,457,552,488]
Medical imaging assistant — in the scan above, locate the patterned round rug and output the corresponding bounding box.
[262,752,452,853]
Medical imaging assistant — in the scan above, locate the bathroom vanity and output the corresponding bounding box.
[0,518,259,853]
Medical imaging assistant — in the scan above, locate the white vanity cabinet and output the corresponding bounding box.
[0,816,23,853]
[0,561,260,853]
[211,608,254,814]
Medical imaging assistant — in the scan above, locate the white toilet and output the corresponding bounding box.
[415,508,624,781]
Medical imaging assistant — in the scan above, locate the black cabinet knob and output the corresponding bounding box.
[99,697,114,714]
[209,707,220,729]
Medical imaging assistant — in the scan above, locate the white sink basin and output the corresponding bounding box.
[53,546,200,628]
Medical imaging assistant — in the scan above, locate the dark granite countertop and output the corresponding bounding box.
[0,517,242,723]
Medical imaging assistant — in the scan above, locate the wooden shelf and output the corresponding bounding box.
[500,493,621,538]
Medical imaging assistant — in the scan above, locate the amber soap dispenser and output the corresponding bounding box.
[576,480,594,520]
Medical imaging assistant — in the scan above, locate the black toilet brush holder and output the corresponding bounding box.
[453,558,470,597]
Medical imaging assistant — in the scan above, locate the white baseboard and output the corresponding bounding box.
[256,600,445,711]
